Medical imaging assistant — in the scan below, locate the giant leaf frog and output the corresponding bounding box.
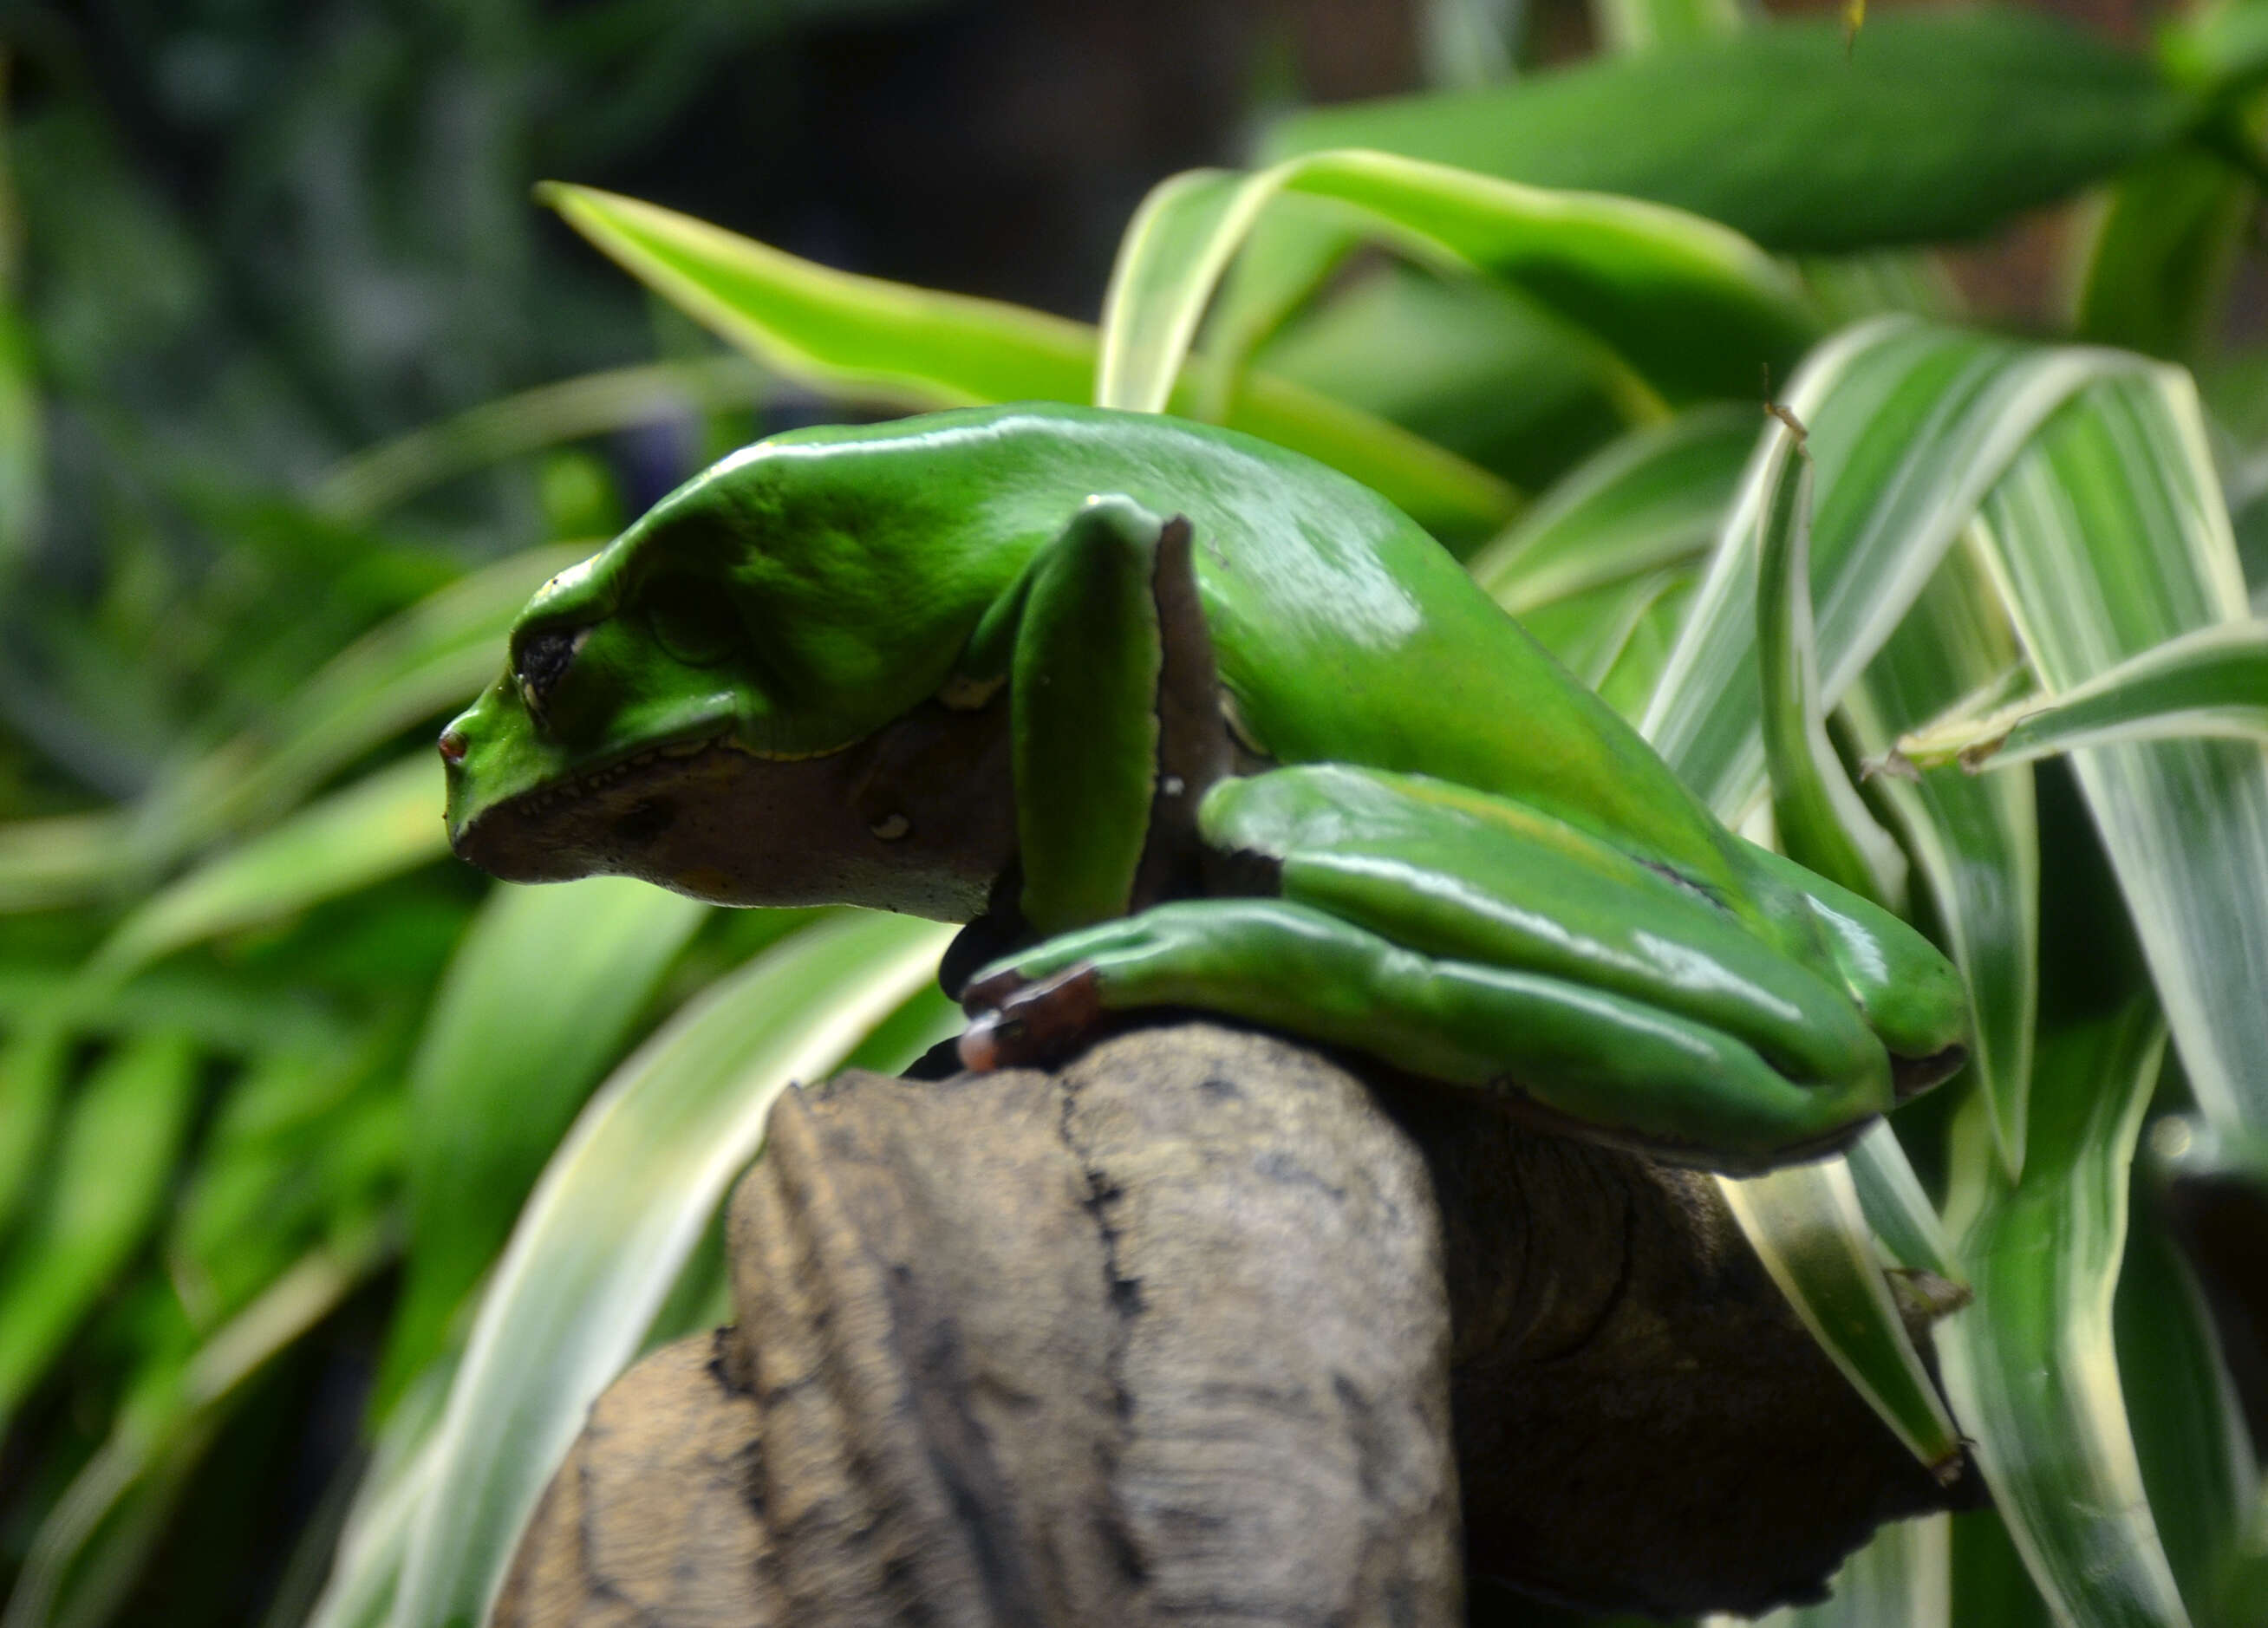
[440,405,1967,1173]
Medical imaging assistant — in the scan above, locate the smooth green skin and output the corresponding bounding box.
[443,403,1967,1170]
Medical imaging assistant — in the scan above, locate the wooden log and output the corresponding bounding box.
[497,1020,1965,1627]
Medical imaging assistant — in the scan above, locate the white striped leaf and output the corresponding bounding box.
[1895,619,2268,772]
[1938,1009,2190,1628]
[1966,368,2268,1135]
[1470,403,1752,615]
[1841,544,2039,1178]
[1644,317,2154,823]
[388,910,951,1628]
[1097,147,1817,417]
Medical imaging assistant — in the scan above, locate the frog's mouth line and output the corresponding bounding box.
[492,730,740,824]
[451,729,757,887]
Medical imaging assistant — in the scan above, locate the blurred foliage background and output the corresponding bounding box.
[2,0,2266,1625]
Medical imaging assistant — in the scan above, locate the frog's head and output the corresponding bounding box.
[440,440,1014,915]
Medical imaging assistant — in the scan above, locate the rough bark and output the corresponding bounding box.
[496,1020,1965,1628]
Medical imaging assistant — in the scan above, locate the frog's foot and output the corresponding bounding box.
[1736,845,1971,1097]
[957,964,1103,1072]
[960,898,1894,1175]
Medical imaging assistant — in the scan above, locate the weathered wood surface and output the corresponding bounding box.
[496,1021,1965,1628]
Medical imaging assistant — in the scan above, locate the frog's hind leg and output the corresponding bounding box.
[959,898,1885,1174]
[1737,845,1971,1097]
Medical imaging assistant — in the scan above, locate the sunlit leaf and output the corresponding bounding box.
[1939,1008,2192,1628]
[1097,147,1816,415]
[541,183,1515,538]
[1265,9,2196,253]
[1714,1156,1964,1479]
[391,910,951,1628]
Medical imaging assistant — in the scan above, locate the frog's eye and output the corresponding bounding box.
[641,572,740,667]
[515,625,590,718]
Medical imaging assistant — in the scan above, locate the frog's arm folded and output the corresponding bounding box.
[957,494,1228,941]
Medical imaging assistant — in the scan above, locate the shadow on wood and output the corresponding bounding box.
[497,1021,1965,1627]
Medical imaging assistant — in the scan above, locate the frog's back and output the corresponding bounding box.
[763,404,1731,882]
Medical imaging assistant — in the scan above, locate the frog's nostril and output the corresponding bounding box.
[439,728,468,765]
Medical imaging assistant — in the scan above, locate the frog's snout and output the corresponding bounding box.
[438,726,468,764]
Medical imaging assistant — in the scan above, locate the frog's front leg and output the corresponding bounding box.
[961,764,1963,1173]
[949,493,1231,947]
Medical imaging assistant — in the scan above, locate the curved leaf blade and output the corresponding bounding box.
[86,754,446,987]
[1644,317,2150,822]
[1097,147,1818,415]
[1900,619,2268,772]
[376,878,710,1414]
[1939,1009,2191,1628]
[1842,544,2040,1177]
[1714,1157,1964,1478]
[1470,403,1752,614]
[539,183,1514,537]
[1969,368,2268,1135]
[1753,418,1906,908]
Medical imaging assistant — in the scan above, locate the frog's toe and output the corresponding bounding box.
[1891,1041,1968,1102]
[959,962,1105,1071]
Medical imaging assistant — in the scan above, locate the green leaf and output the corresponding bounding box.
[2113,1182,2256,1617]
[3,1228,386,1628]
[1713,1156,1964,1479]
[1470,403,1752,614]
[1842,547,2040,1178]
[0,1032,201,1425]
[1970,369,2268,1136]
[85,753,447,987]
[1898,620,2268,773]
[1265,9,2196,254]
[1645,318,2151,824]
[1938,1008,2192,1628]
[1752,416,1905,908]
[2073,147,2252,368]
[540,183,1515,539]
[0,293,40,574]
[1097,148,1816,414]
[311,358,771,524]
[0,1023,67,1241]
[391,910,952,1628]
[376,877,709,1416]
[0,813,134,915]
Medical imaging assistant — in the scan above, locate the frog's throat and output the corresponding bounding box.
[449,700,1017,920]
